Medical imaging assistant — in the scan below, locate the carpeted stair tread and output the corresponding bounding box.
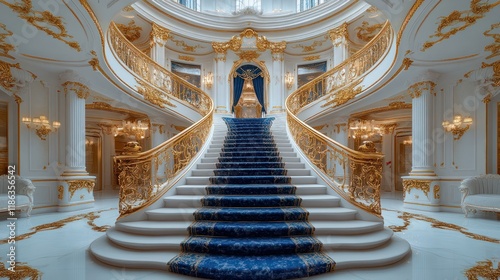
[210,175,292,184]
[188,221,315,237]
[216,156,283,162]
[201,195,301,207]
[181,236,323,255]
[194,207,308,221]
[168,252,335,280]
[206,184,296,195]
[213,162,286,169]
[212,168,287,176]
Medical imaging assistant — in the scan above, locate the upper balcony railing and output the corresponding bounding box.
[286,21,392,217]
[108,22,214,218]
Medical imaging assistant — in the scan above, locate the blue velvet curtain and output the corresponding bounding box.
[233,65,265,113]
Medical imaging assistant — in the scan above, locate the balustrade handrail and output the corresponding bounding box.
[108,22,211,116]
[108,22,214,219]
[286,21,393,217]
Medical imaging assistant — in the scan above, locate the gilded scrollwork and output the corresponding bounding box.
[355,21,384,42]
[422,0,500,51]
[328,22,349,46]
[170,37,204,52]
[116,20,142,42]
[0,0,81,52]
[178,55,195,61]
[150,22,171,44]
[238,50,260,61]
[0,22,14,59]
[402,179,431,198]
[402,57,413,70]
[136,78,176,109]
[62,81,90,99]
[304,55,320,61]
[408,81,436,99]
[116,113,213,217]
[433,185,440,199]
[0,61,19,91]
[89,50,99,71]
[292,37,327,53]
[482,22,500,87]
[58,185,64,200]
[67,180,95,199]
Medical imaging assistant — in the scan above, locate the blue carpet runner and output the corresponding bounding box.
[168,117,335,280]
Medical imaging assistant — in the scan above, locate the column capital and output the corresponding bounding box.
[150,23,171,45]
[328,22,349,47]
[270,41,287,54]
[59,70,90,99]
[408,80,436,99]
[0,61,36,94]
[214,52,227,62]
[212,42,229,56]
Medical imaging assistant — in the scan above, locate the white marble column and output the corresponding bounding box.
[58,70,95,211]
[150,23,170,67]
[213,51,229,114]
[409,80,437,176]
[270,42,286,114]
[328,23,349,66]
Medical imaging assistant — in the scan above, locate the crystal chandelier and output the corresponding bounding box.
[114,120,149,140]
[349,119,381,139]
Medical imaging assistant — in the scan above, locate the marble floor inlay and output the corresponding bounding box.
[1,194,500,279]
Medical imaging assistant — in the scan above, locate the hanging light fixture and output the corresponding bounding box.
[114,120,149,140]
[349,119,381,139]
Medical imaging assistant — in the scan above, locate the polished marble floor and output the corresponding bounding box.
[1,191,499,280]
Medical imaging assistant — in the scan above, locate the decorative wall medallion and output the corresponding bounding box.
[68,180,95,199]
[422,0,500,51]
[355,21,384,42]
[116,20,142,42]
[0,0,81,51]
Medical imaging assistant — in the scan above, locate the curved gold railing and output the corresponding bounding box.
[108,22,211,115]
[287,21,392,115]
[108,22,214,218]
[286,21,393,217]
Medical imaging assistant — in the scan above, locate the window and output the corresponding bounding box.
[236,0,261,11]
[297,0,324,12]
[177,0,200,11]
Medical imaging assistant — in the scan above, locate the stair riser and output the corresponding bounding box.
[186,176,316,184]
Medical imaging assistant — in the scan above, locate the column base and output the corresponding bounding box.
[401,176,441,212]
[58,175,96,212]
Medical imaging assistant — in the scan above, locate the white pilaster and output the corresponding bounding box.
[271,51,285,114]
[214,52,229,113]
[329,23,349,66]
[150,23,170,67]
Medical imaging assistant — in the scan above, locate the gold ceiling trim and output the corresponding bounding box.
[383,208,500,244]
[397,0,425,49]
[481,22,500,87]
[355,21,384,42]
[89,50,99,71]
[304,55,321,61]
[0,22,15,59]
[422,0,500,51]
[178,55,195,61]
[0,0,81,52]
[116,20,142,42]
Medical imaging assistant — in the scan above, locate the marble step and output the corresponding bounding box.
[115,219,383,236]
[190,168,310,176]
[162,194,340,208]
[196,162,305,170]
[175,184,327,196]
[145,207,357,221]
[200,156,301,163]
[185,175,317,185]
[90,234,409,274]
[104,227,393,251]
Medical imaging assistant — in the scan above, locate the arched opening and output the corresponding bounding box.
[232,65,265,118]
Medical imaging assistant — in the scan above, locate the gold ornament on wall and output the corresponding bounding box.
[292,37,327,53]
[408,81,436,98]
[303,55,320,61]
[238,50,261,61]
[433,185,440,199]
[116,20,142,42]
[402,179,431,198]
[89,50,99,71]
[0,0,81,51]
[68,180,95,199]
[355,21,384,42]
[178,55,195,62]
[465,260,500,279]
[422,0,500,51]
[0,61,20,92]
[170,37,204,52]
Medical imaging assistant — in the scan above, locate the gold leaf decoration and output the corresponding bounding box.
[0,0,81,52]
[68,180,95,199]
[402,179,431,198]
[0,22,14,59]
[116,20,142,42]
[0,262,42,279]
[170,37,204,52]
[238,50,261,61]
[178,55,195,61]
[136,79,176,109]
[355,21,384,42]
[422,0,500,51]
[292,37,328,53]
[465,260,500,280]
[303,55,320,61]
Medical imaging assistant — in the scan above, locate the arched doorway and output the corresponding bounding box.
[232,65,265,118]
[230,61,270,115]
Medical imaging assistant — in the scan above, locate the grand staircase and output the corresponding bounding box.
[90,114,410,279]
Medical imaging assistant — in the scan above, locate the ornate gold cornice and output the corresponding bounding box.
[116,20,142,42]
[62,81,90,99]
[212,29,285,54]
[150,22,171,44]
[269,41,287,54]
[408,81,436,98]
[328,22,348,46]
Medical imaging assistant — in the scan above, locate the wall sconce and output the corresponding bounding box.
[203,72,213,90]
[285,72,294,90]
[22,116,60,140]
[114,120,149,140]
[442,115,472,140]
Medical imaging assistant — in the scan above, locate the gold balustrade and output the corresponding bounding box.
[108,22,214,218]
[288,21,392,115]
[108,22,211,115]
[286,21,393,216]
